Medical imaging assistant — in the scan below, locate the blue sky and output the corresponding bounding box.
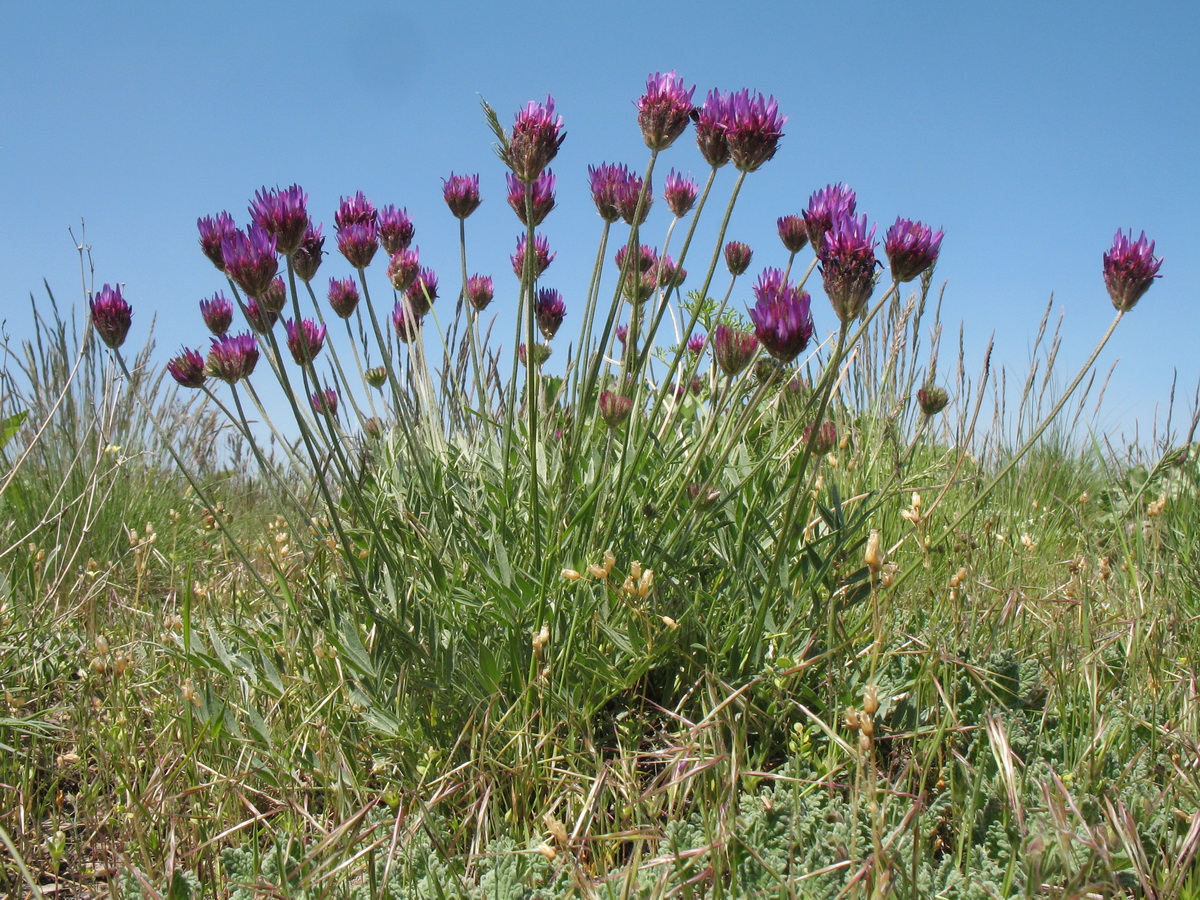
[2,1,1196,445]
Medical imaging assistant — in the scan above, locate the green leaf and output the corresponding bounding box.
[0,410,27,451]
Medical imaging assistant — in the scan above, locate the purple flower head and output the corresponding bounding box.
[511,233,555,279]
[167,347,206,389]
[443,172,482,219]
[291,224,325,283]
[327,277,360,319]
[694,89,733,168]
[713,324,758,377]
[664,169,699,218]
[507,170,556,227]
[616,324,629,345]
[636,70,696,151]
[504,95,565,184]
[379,205,415,256]
[221,225,279,299]
[917,384,949,417]
[311,388,339,417]
[655,255,686,289]
[803,183,857,255]
[243,297,278,333]
[599,390,634,427]
[615,244,658,274]
[724,241,753,276]
[337,221,379,269]
[391,301,423,343]
[777,215,808,254]
[334,191,378,231]
[89,284,132,350]
[723,90,785,173]
[614,170,652,226]
[205,332,259,383]
[405,267,439,317]
[687,333,707,355]
[885,217,943,283]
[199,293,234,335]
[803,421,838,455]
[249,184,309,255]
[588,163,629,223]
[387,247,421,293]
[748,268,814,363]
[197,212,237,271]
[818,213,879,323]
[466,274,494,312]
[1103,229,1162,311]
[259,276,287,314]
[535,287,566,339]
[284,318,327,365]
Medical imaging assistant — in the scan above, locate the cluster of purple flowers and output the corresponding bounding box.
[588,163,652,226]
[82,76,1165,453]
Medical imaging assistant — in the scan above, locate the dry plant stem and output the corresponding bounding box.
[0,321,89,502]
[896,309,1126,592]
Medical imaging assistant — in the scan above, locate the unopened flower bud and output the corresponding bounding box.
[917,384,949,417]
[863,685,879,715]
[864,530,884,573]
